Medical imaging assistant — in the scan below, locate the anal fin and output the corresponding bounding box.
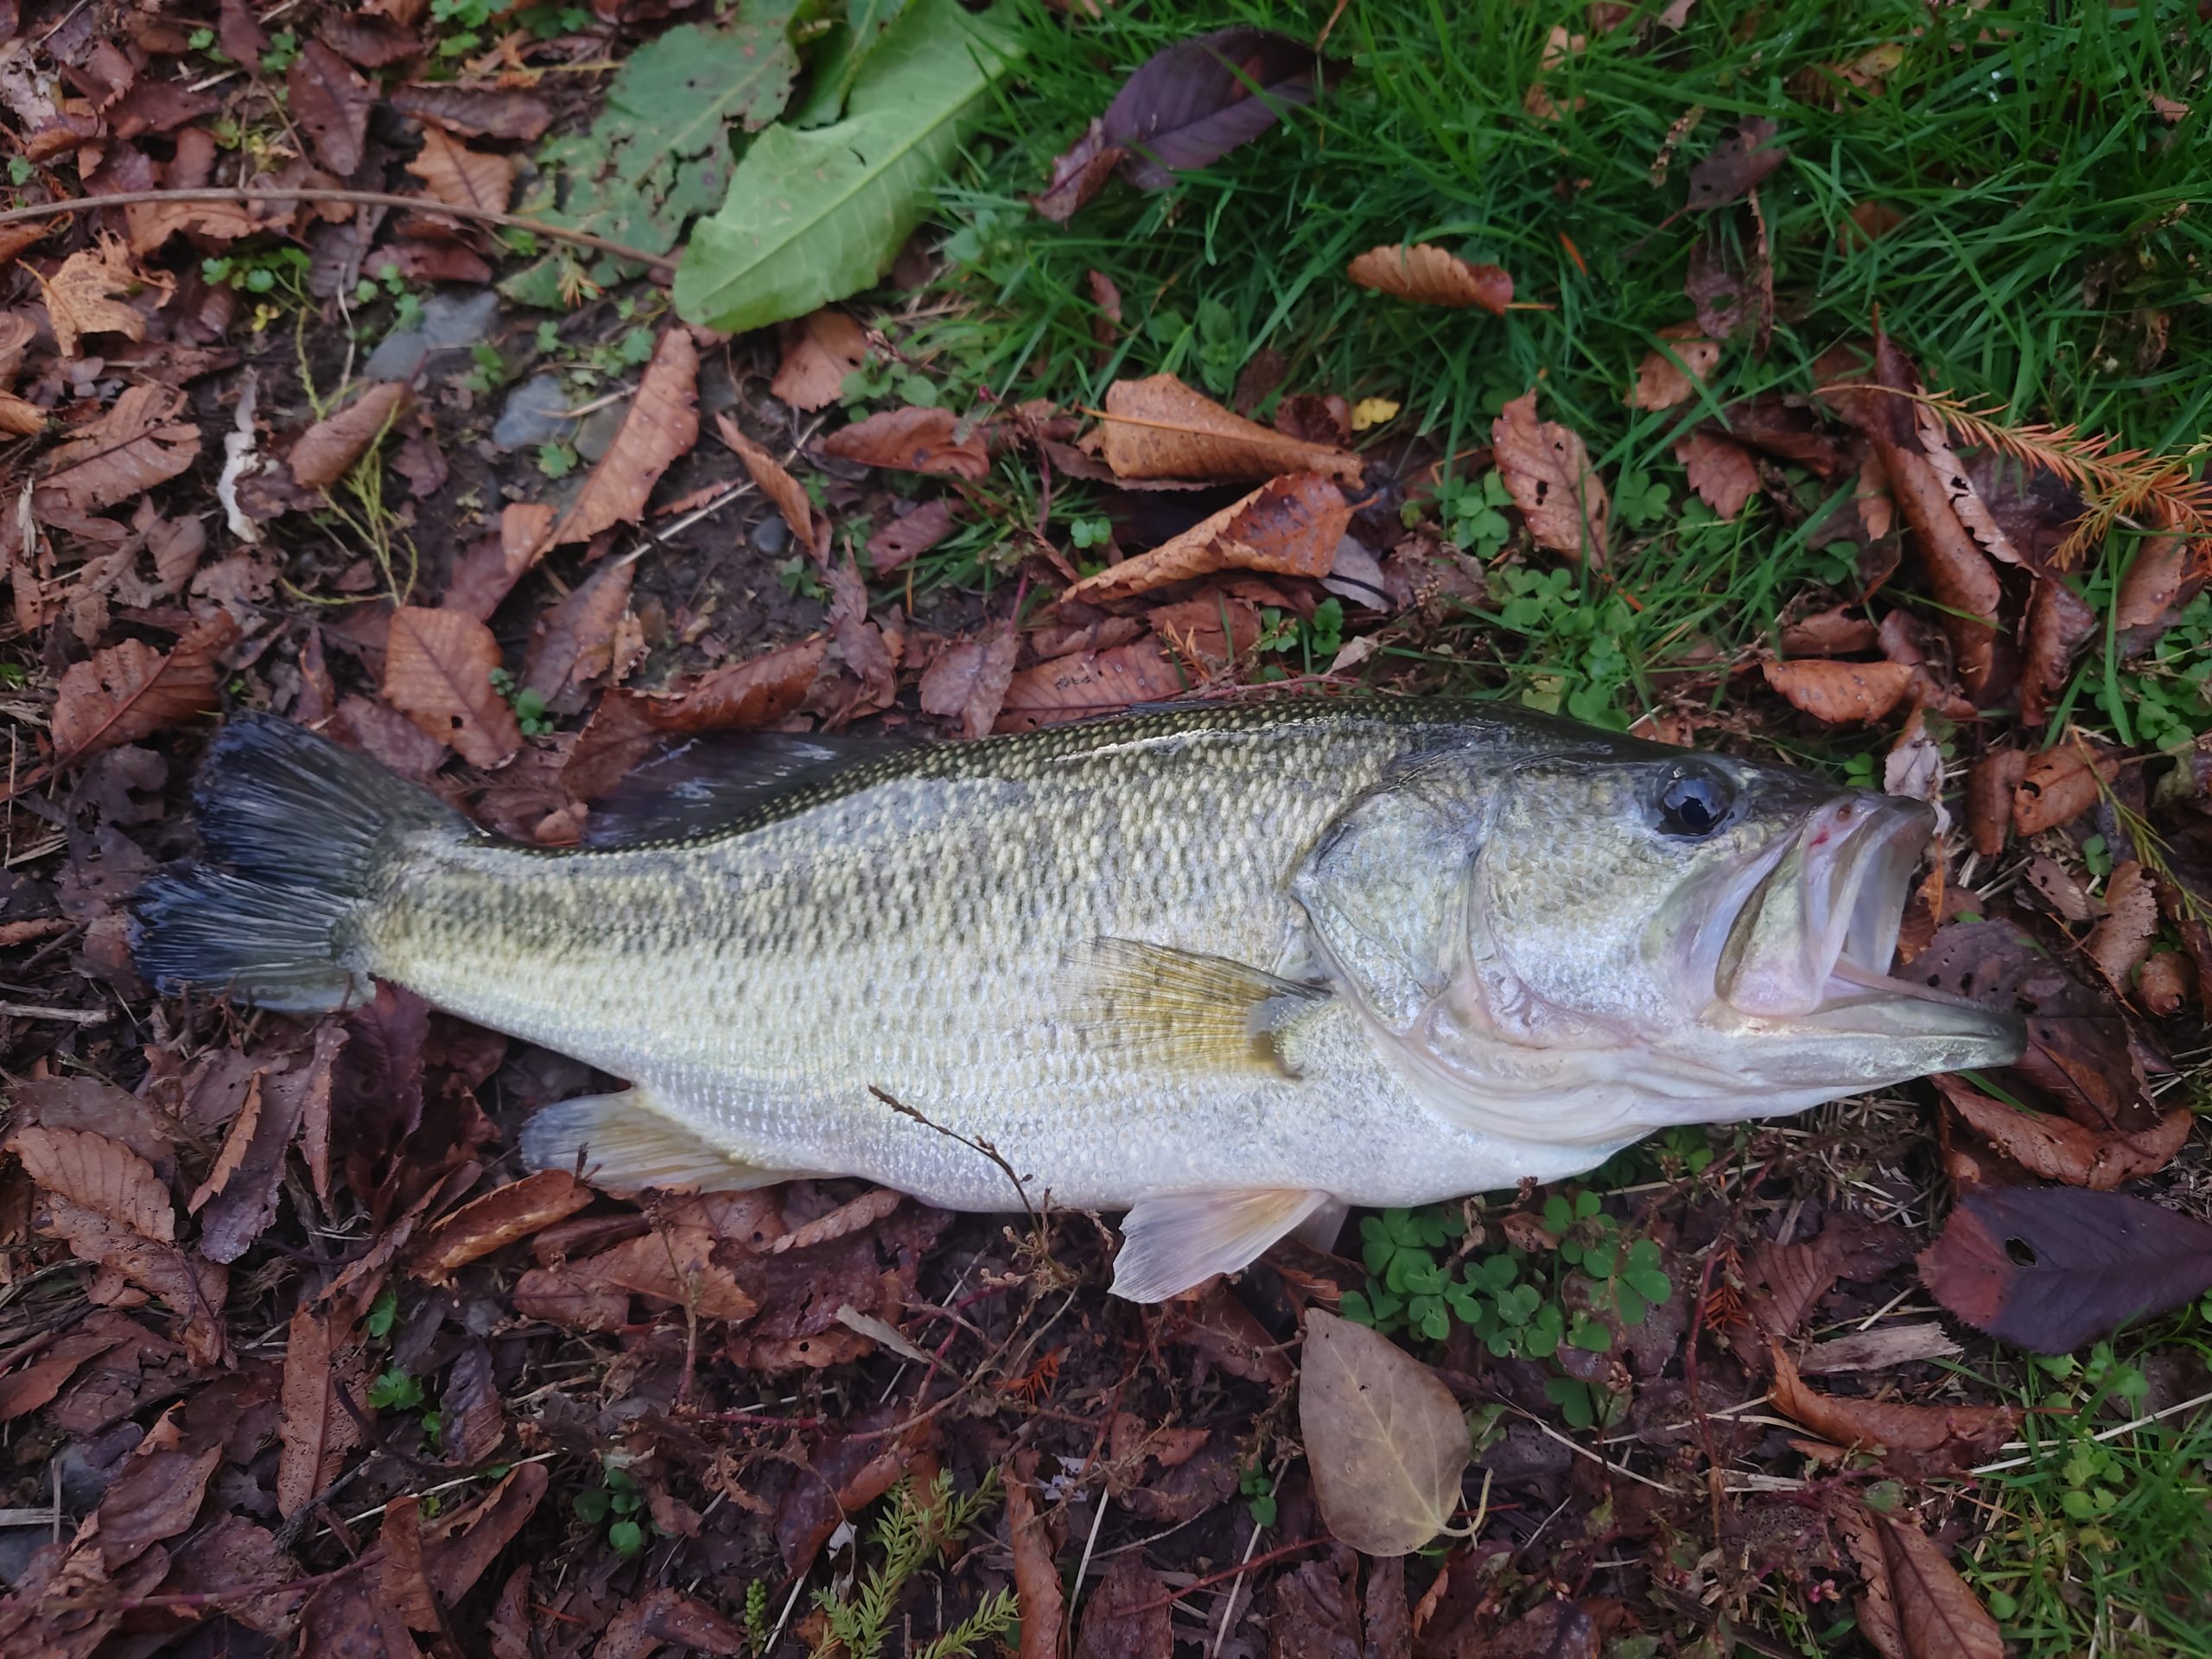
[1067,938,1329,1077]
[519,1088,799,1194]
[1110,1188,1332,1303]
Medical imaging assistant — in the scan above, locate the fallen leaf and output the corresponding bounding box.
[99,1433,222,1572]
[2085,859,2159,995]
[2114,532,2196,649]
[288,39,374,175]
[919,626,1021,740]
[1064,473,1351,602]
[772,308,871,411]
[1345,244,1512,314]
[1686,116,1787,210]
[1685,213,1773,352]
[523,557,633,699]
[219,0,270,65]
[2137,950,2194,1015]
[1761,658,1914,725]
[1840,1505,2004,1659]
[715,414,823,556]
[444,501,554,619]
[9,1126,174,1242]
[2013,577,2097,728]
[1769,1342,2018,1472]
[1675,428,1760,518]
[823,404,992,480]
[1781,607,1878,657]
[1492,391,1609,564]
[35,382,202,515]
[1095,372,1361,484]
[276,1302,354,1517]
[1919,1185,2212,1352]
[389,82,555,142]
[826,555,897,712]
[565,638,829,800]
[406,125,514,215]
[1007,1453,1065,1659]
[1299,1307,1470,1556]
[1740,1217,1914,1351]
[1033,116,1126,223]
[867,499,957,573]
[1102,27,1332,189]
[550,327,700,547]
[2012,741,2117,836]
[317,13,423,67]
[38,236,149,358]
[1076,1554,1173,1659]
[423,1461,549,1605]
[1839,200,1907,251]
[0,390,44,435]
[289,383,411,492]
[1964,749,2024,856]
[52,613,237,761]
[1268,1554,1361,1659]
[383,605,524,768]
[571,1219,760,1321]
[996,636,1188,732]
[1936,1073,2190,1191]
[186,1070,262,1216]
[409,1171,593,1282]
[1628,323,1719,411]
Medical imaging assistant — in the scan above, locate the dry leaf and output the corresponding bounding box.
[1096,372,1362,484]
[1839,1505,2003,1659]
[1761,658,1914,725]
[288,39,374,175]
[1936,1073,2190,1191]
[1839,200,1907,251]
[1781,607,1878,657]
[565,639,828,801]
[406,125,513,214]
[2087,860,2159,995]
[444,501,554,619]
[823,405,991,480]
[2018,576,2097,727]
[1675,428,1760,518]
[996,636,1188,732]
[1007,1454,1065,1659]
[276,1302,353,1517]
[2138,950,2194,1016]
[867,499,956,573]
[523,557,633,700]
[1965,749,2024,857]
[1685,116,1787,210]
[410,1171,592,1283]
[1770,1341,2018,1472]
[2114,532,2194,645]
[1345,243,1512,314]
[550,327,700,546]
[2012,742,2117,836]
[918,626,1020,740]
[383,605,524,768]
[289,383,410,491]
[1628,323,1719,411]
[389,82,555,142]
[1299,1308,1470,1556]
[187,1071,262,1215]
[715,414,823,556]
[1492,391,1610,564]
[1064,473,1351,602]
[39,236,149,358]
[53,613,237,761]
[35,382,202,514]
[772,308,870,412]
[9,1126,175,1242]
[1033,116,1126,223]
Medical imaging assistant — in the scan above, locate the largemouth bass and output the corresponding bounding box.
[132,700,2021,1300]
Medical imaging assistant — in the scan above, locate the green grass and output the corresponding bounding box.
[904,0,2212,761]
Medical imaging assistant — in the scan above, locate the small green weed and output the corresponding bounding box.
[1238,1462,1278,1528]
[202,245,311,299]
[810,1471,1015,1659]
[573,1458,651,1557]
[488,667,555,736]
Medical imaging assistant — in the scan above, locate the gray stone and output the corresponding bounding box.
[492,374,577,452]
[575,402,628,464]
[364,288,505,384]
[750,513,791,556]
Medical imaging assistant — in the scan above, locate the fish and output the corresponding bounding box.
[130,699,2023,1302]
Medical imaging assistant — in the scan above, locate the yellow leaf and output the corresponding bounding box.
[1350,397,1400,432]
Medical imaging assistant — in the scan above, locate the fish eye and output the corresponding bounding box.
[1655,767,1733,838]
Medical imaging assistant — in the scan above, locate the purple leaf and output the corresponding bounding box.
[1918,1185,2212,1353]
[1101,28,1338,190]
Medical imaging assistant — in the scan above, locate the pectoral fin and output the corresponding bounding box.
[1110,1188,1332,1302]
[1067,938,1329,1077]
[519,1088,804,1193]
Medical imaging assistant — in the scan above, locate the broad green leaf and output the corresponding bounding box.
[675,0,1019,334]
[503,3,800,306]
[790,0,912,129]
[1299,1308,1471,1557]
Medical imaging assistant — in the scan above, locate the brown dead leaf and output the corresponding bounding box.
[10,1126,174,1241]
[1493,391,1610,564]
[1781,607,1878,657]
[276,1302,355,1517]
[1839,200,1908,251]
[867,498,957,573]
[2012,741,2118,836]
[1675,428,1760,518]
[186,1071,261,1215]
[409,1170,592,1283]
[1738,1217,1913,1354]
[823,404,991,480]
[550,327,699,546]
[1628,323,1719,411]
[1771,1343,2018,1472]
[1007,1453,1065,1659]
[1033,117,1126,223]
[1686,213,1773,353]
[715,413,823,556]
[2087,860,2159,995]
[2114,532,2196,648]
[1839,1505,2003,1659]
[1095,372,1362,485]
[1965,749,2024,856]
[1345,243,1512,314]
[1686,116,1787,210]
[1064,472,1351,602]
[772,308,870,412]
[2138,950,2195,1015]
[406,125,512,214]
[570,1218,760,1321]
[1762,658,1915,725]
[2018,576,2097,727]
[288,40,374,175]
[99,1431,222,1572]
[444,501,553,619]
[24,1191,228,1369]
[996,636,1188,731]
[35,382,202,514]
[0,390,44,435]
[52,613,237,761]
[1076,1555,1173,1659]
[383,605,524,768]
[1936,1073,2190,1190]
[919,626,1020,740]
[289,383,410,492]
[38,236,150,358]
[523,556,634,700]
[389,82,555,142]
[565,638,828,801]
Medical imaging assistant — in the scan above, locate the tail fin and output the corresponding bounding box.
[130,714,470,1013]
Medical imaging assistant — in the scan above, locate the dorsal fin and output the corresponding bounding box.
[581,731,912,848]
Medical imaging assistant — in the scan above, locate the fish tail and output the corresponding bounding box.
[130,713,469,1012]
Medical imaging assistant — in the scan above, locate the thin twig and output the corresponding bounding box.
[0,1000,108,1023]
[1972,1385,2212,1475]
[868,1084,1039,1229]
[0,188,678,274]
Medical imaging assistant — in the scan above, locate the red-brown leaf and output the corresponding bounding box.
[1007,1453,1065,1659]
[824,404,992,480]
[52,613,237,761]
[35,382,202,514]
[1064,472,1351,602]
[289,383,410,491]
[867,498,957,573]
[1493,390,1610,563]
[1675,428,1761,518]
[1346,243,1513,313]
[550,327,700,546]
[382,605,524,768]
[2018,575,2097,726]
[771,308,871,412]
[287,40,373,175]
[1839,1505,2003,1659]
[1770,1342,2018,1473]
[405,125,513,215]
[389,82,555,142]
[715,414,823,556]
[918,626,1020,740]
[1761,658,1913,724]
[407,1171,593,1283]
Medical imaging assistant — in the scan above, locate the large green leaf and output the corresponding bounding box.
[789,0,912,130]
[674,0,1018,334]
[503,3,800,307]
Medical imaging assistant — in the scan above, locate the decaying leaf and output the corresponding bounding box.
[391,82,556,143]
[445,501,554,619]
[1675,428,1760,518]
[407,125,514,215]
[2018,575,2096,726]
[1964,749,2025,857]
[10,1126,175,1243]
[288,39,375,175]
[1839,1505,2004,1659]
[1918,1185,2212,1352]
[772,308,871,412]
[38,236,150,358]
[1076,1554,1173,1659]
[52,614,238,761]
[996,636,1188,732]
[1007,1453,1065,1659]
[35,383,202,514]
[867,498,957,573]
[523,556,636,700]
[1936,1073,2190,1192]
[1064,472,1351,602]
[1762,658,1914,725]
[1095,372,1362,484]
[1034,116,1126,223]
[1101,27,1333,189]
[409,1171,593,1283]
[823,404,992,480]
[1628,323,1719,411]
[2086,860,2159,995]
[289,383,411,492]
[715,414,824,555]
[1770,1342,2018,1473]
[1685,116,1787,210]
[550,327,700,546]
[919,626,1021,740]
[1492,391,1610,564]
[2012,741,2118,836]
[1345,244,1512,314]
[383,605,524,768]
[566,638,829,801]
[1299,1308,1469,1556]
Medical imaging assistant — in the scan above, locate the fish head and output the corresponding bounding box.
[1300,741,2024,1144]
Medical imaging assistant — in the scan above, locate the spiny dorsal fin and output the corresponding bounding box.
[1065,938,1329,1076]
